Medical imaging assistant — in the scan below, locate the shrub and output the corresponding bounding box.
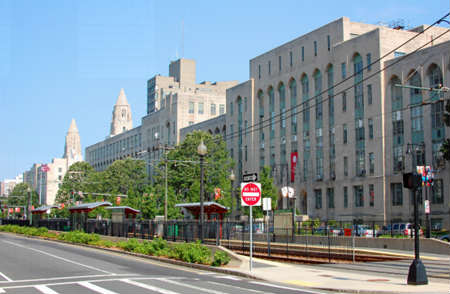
[169,242,211,264]
[212,250,230,266]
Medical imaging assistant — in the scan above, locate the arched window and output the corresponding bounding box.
[289,79,297,136]
[301,75,310,128]
[313,69,323,123]
[279,83,286,137]
[391,76,404,172]
[427,64,445,166]
[353,53,365,175]
[327,64,335,179]
[268,87,275,140]
[409,71,424,147]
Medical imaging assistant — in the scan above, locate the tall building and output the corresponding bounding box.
[1,174,23,197]
[86,59,238,173]
[181,17,450,229]
[24,119,83,205]
[110,88,133,137]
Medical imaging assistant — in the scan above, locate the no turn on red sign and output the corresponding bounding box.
[241,182,261,206]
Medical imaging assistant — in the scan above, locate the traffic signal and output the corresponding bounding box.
[403,173,422,190]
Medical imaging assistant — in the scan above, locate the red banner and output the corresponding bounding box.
[291,152,298,183]
[15,207,21,213]
[116,197,121,205]
[214,188,221,200]
[9,208,13,213]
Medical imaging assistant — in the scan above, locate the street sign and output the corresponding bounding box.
[263,197,272,211]
[242,173,258,183]
[241,182,261,206]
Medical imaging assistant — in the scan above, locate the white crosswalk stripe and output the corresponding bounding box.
[78,281,120,294]
[208,281,275,294]
[160,278,229,294]
[121,279,180,294]
[35,285,60,294]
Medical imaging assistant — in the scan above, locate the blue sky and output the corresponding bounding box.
[1,0,448,180]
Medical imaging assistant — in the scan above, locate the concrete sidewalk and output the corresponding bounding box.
[224,252,450,294]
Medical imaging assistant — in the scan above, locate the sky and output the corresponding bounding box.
[1,0,449,180]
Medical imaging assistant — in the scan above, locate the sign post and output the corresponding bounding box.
[241,182,262,272]
[263,197,272,257]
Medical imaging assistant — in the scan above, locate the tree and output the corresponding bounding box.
[153,131,234,218]
[55,161,97,205]
[8,183,39,207]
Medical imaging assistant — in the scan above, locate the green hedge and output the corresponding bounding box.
[0,225,230,266]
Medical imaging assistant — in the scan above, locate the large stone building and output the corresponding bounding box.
[1,174,23,197]
[85,59,238,173]
[23,119,83,205]
[181,17,450,228]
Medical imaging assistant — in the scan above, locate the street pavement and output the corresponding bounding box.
[0,233,333,294]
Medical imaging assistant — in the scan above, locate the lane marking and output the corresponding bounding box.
[35,285,60,294]
[2,240,114,275]
[160,278,229,294]
[0,274,136,284]
[78,281,119,294]
[207,281,274,294]
[0,288,4,293]
[0,273,12,282]
[121,279,179,294]
[251,281,326,294]
[213,275,242,281]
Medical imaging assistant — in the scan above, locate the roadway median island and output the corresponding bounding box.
[0,225,231,267]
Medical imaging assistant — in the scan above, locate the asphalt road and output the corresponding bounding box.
[0,233,331,294]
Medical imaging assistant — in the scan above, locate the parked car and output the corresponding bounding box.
[438,234,449,242]
[389,223,423,237]
[353,225,378,237]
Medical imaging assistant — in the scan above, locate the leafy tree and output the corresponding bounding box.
[8,183,39,207]
[55,161,97,205]
[153,131,234,218]
[102,158,148,196]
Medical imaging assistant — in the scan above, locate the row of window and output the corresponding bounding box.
[188,102,225,115]
[314,184,375,210]
[89,133,142,162]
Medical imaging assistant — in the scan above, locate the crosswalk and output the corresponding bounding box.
[0,275,312,294]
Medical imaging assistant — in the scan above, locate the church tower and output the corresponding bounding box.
[110,88,133,137]
[63,118,82,166]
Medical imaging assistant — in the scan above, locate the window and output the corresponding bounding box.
[344,187,348,208]
[230,102,233,116]
[315,189,322,209]
[432,179,443,204]
[188,102,194,114]
[198,102,204,114]
[367,53,372,71]
[301,46,304,62]
[341,62,346,79]
[211,103,216,115]
[391,183,403,206]
[394,51,405,58]
[343,124,348,144]
[279,55,282,72]
[188,121,194,126]
[58,168,62,172]
[245,145,248,162]
[289,51,293,67]
[268,61,271,75]
[219,104,225,115]
[327,35,330,51]
[354,185,364,207]
[367,84,372,105]
[58,175,62,181]
[368,118,374,139]
[369,152,375,175]
[258,64,261,79]
[314,41,317,56]
[342,92,347,112]
[327,188,334,208]
[369,184,374,207]
[244,97,248,112]
[344,156,348,176]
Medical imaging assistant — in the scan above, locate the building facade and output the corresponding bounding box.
[182,17,450,228]
[86,59,238,174]
[23,119,83,205]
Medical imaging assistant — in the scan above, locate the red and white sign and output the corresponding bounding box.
[41,164,50,172]
[290,152,298,183]
[241,182,261,206]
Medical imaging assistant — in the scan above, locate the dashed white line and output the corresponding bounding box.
[0,274,130,284]
[122,279,180,294]
[0,273,12,282]
[2,240,114,275]
[78,281,119,294]
[35,285,60,294]
[0,288,5,293]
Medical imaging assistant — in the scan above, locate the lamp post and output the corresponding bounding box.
[405,143,428,285]
[197,140,207,243]
[229,169,236,219]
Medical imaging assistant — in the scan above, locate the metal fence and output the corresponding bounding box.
[0,218,428,263]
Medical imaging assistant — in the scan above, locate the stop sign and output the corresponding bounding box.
[241,182,262,206]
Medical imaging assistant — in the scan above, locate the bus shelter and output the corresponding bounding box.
[31,205,58,224]
[105,206,140,237]
[69,202,112,231]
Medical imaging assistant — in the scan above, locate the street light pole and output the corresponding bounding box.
[229,170,235,219]
[197,140,207,243]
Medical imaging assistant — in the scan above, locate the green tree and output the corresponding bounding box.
[55,161,97,205]
[8,183,39,207]
[153,131,234,219]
